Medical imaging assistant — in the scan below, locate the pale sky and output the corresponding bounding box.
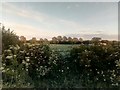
[1,2,118,40]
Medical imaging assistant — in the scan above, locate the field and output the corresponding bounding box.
[49,44,80,51]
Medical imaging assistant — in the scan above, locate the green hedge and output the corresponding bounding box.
[2,44,120,88]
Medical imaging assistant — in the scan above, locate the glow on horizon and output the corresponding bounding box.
[1,2,118,40]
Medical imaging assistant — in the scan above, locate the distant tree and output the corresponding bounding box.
[63,36,67,42]
[73,37,79,43]
[31,37,37,44]
[91,37,101,45]
[39,38,44,43]
[68,37,73,44]
[20,36,26,43]
[57,36,62,43]
[44,38,49,44]
[52,37,58,44]
[83,40,91,45]
[79,38,83,42]
[92,37,101,42]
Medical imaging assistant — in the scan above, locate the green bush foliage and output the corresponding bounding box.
[2,26,19,51]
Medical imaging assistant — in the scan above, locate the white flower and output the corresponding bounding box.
[2,70,5,72]
[16,45,20,49]
[10,46,13,49]
[6,68,9,71]
[25,57,30,62]
[26,68,28,71]
[14,55,16,58]
[110,77,113,80]
[67,67,69,69]
[0,67,4,70]
[97,71,100,74]
[101,71,103,74]
[115,59,120,68]
[26,59,30,62]
[104,79,106,81]
[115,83,118,86]
[12,69,14,72]
[6,56,13,59]
[113,74,116,77]
[26,63,29,66]
[40,66,43,68]
[20,50,23,53]
[22,60,26,64]
[7,50,11,53]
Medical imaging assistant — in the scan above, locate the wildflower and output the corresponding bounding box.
[97,71,100,74]
[67,67,69,69]
[26,63,29,66]
[104,79,106,81]
[101,71,103,74]
[22,60,26,64]
[13,55,16,58]
[2,70,5,72]
[12,69,14,72]
[6,55,13,59]
[26,68,28,71]
[0,67,4,70]
[20,51,25,53]
[7,50,11,53]
[6,68,9,71]
[25,57,30,62]
[96,78,98,80]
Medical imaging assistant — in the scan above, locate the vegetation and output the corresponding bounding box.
[2,26,19,51]
[1,26,120,88]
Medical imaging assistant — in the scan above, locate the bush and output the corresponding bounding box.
[2,26,19,51]
[2,42,120,88]
[69,45,120,87]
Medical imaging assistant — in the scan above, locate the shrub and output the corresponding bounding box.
[69,45,120,87]
[2,26,19,51]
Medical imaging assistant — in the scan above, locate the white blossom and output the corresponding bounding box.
[6,55,13,59]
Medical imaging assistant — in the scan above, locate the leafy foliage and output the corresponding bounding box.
[2,26,19,51]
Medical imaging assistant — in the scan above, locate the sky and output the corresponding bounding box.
[1,2,118,40]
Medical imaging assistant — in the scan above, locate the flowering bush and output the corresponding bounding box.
[2,45,33,88]
[2,43,120,88]
[69,45,120,88]
[2,44,64,88]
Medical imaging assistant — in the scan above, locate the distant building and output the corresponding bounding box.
[20,36,26,43]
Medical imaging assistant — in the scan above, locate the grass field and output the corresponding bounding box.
[49,44,80,55]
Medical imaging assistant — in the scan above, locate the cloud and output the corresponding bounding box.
[3,22,59,40]
[2,3,118,40]
[2,3,92,35]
